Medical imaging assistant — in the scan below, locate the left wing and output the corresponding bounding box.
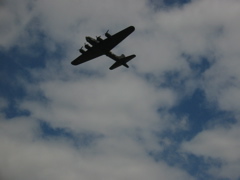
[100,26,135,52]
[71,48,103,65]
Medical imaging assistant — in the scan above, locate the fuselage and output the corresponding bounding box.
[85,36,122,61]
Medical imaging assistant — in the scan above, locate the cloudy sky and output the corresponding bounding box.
[1,0,240,179]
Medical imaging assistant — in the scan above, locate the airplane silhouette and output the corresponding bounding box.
[71,26,136,70]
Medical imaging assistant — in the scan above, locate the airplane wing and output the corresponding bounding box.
[100,26,135,52]
[71,49,103,65]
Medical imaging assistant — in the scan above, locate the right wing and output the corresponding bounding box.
[71,49,104,66]
[100,26,135,52]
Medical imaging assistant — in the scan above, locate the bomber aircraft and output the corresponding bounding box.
[71,26,136,70]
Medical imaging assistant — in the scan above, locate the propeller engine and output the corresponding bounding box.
[79,47,85,54]
[96,36,103,42]
[120,54,125,58]
[105,30,111,38]
[84,43,91,49]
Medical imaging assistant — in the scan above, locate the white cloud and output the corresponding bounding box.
[178,1,240,178]
[181,124,240,179]
[2,0,240,179]
[21,71,176,137]
[0,114,193,180]
[0,0,37,49]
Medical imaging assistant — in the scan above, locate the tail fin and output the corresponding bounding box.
[109,54,136,70]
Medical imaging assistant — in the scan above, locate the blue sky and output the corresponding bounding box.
[1,0,240,180]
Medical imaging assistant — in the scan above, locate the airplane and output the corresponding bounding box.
[71,26,136,70]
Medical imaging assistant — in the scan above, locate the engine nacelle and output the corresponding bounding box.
[79,48,85,54]
[84,44,91,49]
[120,54,125,58]
[105,31,111,38]
[97,36,103,42]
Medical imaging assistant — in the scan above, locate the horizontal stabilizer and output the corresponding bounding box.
[109,54,136,70]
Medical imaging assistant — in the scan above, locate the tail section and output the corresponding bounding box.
[109,54,136,70]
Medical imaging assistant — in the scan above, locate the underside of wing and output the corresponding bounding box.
[71,49,103,66]
[101,26,135,52]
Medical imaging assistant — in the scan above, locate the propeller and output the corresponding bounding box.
[79,46,85,53]
[105,30,111,38]
[96,35,103,41]
[84,43,91,49]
